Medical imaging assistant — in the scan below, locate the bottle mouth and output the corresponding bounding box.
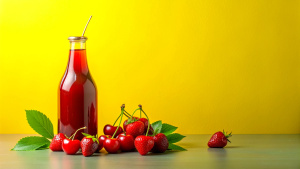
[68,36,87,41]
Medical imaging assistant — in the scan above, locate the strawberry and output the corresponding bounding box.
[151,133,169,153]
[208,130,232,148]
[81,133,99,157]
[50,133,66,151]
[134,135,154,155]
[123,116,139,131]
[126,121,145,138]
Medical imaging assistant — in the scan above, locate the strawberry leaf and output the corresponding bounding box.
[11,136,50,151]
[92,138,99,144]
[151,120,162,135]
[168,143,187,151]
[127,117,138,124]
[82,133,91,137]
[161,123,178,136]
[25,110,54,139]
[166,133,186,143]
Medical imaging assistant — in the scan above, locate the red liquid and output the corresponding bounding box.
[58,49,97,140]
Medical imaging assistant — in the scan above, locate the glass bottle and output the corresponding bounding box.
[58,36,97,140]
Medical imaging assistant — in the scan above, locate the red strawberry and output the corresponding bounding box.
[208,131,232,148]
[117,133,135,151]
[151,133,169,153]
[81,133,99,157]
[50,133,66,151]
[126,121,145,138]
[123,116,139,131]
[134,135,154,155]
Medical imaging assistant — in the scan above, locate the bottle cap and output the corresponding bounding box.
[68,36,87,41]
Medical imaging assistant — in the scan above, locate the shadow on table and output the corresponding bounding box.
[207,147,228,157]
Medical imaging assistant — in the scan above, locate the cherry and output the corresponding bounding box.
[97,135,111,151]
[117,133,135,151]
[139,118,152,134]
[62,126,86,155]
[103,138,120,153]
[103,124,123,136]
[62,139,81,155]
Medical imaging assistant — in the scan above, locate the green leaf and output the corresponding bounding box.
[168,143,187,151]
[92,138,99,144]
[11,136,50,151]
[161,123,178,135]
[36,142,50,150]
[26,110,54,139]
[166,133,186,143]
[151,120,162,135]
[82,133,91,137]
[127,117,138,124]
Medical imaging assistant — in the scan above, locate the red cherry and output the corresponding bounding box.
[103,124,123,136]
[117,134,135,151]
[139,118,153,134]
[123,116,139,131]
[62,138,81,155]
[103,138,120,153]
[97,135,111,151]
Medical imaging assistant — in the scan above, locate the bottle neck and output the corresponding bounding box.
[68,40,88,74]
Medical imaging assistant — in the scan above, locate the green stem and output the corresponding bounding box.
[131,108,140,117]
[112,109,124,138]
[113,113,122,126]
[70,126,87,140]
[140,109,141,118]
[124,110,132,118]
[124,113,130,118]
[141,109,150,136]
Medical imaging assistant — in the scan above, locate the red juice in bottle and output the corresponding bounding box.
[58,36,97,140]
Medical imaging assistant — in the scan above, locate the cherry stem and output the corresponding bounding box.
[113,108,131,126]
[70,126,87,140]
[113,113,122,126]
[124,113,130,118]
[140,109,141,118]
[131,108,140,117]
[112,108,124,138]
[124,110,131,118]
[140,109,150,136]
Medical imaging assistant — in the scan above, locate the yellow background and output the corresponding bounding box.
[0,0,299,134]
